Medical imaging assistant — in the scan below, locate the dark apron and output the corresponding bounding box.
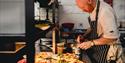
[87,18,110,63]
[86,1,110,63]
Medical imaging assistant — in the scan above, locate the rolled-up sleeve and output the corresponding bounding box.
[99,9,119,39]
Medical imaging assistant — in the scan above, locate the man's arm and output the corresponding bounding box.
[77,37,117,50]
[92,37,117,45]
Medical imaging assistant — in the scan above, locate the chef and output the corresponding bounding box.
[76,0,124,63]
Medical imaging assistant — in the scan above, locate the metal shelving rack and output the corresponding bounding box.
[26,0,60,63]
[0,0,59,63]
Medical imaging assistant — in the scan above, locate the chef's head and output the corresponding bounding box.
[76,0,97,13]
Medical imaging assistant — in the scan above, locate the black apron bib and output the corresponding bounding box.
[86,1,110,63]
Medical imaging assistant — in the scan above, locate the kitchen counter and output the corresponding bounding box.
[0,42,26,53]
[0,42,26,63]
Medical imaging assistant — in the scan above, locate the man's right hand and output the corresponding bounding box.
[76,35,82,44]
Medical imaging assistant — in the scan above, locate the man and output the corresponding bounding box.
[76,0,124,63]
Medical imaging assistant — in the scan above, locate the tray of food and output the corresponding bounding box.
[18,52,85,63]
[35,52,84,63]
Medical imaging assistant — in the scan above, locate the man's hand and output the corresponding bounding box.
[76,35,82,44]
[77,41,94,50]
[76,35,86,43]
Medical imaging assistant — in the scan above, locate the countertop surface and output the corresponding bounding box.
[0,42,26,53]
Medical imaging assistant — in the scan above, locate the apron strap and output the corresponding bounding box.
[88,0,100,40]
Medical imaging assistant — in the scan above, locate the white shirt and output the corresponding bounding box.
[90,2,124,62]
[90,1,119,39]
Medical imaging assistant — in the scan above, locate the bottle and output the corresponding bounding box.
[74,46,80,59]
[75,35,85,60]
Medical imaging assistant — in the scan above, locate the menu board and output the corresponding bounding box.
[0,0,25,36]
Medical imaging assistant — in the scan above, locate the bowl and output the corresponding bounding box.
[62,23,74,31]
[35,24,50,30]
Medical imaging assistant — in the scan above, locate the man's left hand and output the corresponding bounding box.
[77,41,93,50]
